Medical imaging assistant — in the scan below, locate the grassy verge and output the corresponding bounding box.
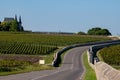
[0,48,64,76]
[0,64,53,76]
[83,52,97,80]
[0,48,63,76]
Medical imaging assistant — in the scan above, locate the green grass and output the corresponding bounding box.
[0,64,53,76]
[0,48,60,76]
[0,53,55,76]
[83,52,97,80]
[0,59,54,76]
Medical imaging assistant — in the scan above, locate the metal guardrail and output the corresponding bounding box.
[52,40,120,67]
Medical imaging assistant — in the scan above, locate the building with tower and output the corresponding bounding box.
[1,15,24,31]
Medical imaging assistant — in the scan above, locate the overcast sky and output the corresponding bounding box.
[0,0,120,35]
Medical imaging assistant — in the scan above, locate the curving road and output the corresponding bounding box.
[0,46,90,80]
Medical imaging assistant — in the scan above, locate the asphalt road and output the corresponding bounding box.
[0,46,90,80]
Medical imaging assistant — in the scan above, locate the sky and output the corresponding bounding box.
[0,0,120,35]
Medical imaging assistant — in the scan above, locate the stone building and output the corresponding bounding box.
[3,15,24,31]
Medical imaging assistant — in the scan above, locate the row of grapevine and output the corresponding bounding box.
[0,41,58,55]
[98,44,120,65]
[0,32,111,46]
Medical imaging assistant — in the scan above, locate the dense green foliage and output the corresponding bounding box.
[77,31,86,35]
[98,45,120,66]
[88,27,111,35]
[0,20,24,31]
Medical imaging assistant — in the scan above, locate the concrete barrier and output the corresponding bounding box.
[87,50,120,80]
[95,61,120,80]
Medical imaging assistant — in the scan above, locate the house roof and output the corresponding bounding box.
[4,17,14,22]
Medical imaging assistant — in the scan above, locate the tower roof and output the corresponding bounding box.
[19,16,22,24]
[15,15,17,21]
[4,17,14,22]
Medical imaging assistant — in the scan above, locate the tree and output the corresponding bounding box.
[0,15,24,32]
[1,21,11,31]
[9,20,19,31]
[77,31,86,35]
[87,27,111,35]
[87,27,101,35]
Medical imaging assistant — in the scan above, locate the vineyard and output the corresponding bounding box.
[0,32,111,74]
[0,32,111,55]
[98,45,120,69]
[0,32,110,46]
[0,41,57,55]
